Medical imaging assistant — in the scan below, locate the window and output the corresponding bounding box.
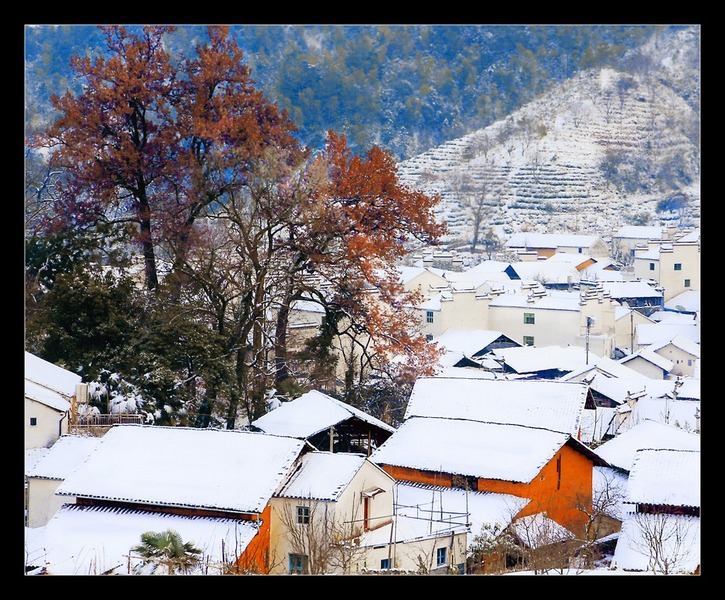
[380,558,390,570]
[436,547,447,567]
[426,334,433,342]
[524,312,535,324]
[523,336,534,346]
[29,417,37,427]
[451,474,477,490]
[674,263,682,271]
[288,553,308,574]
[556,454,562,491]
[649,263,655,271]
[296,505,310,524]
[684,279,691,287]
[426,310,434,324]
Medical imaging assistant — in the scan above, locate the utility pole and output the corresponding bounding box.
[585,316,595,364]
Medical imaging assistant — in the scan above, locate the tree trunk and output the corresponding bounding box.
[274,298,291,385]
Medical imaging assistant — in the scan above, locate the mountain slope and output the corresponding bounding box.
[397,26,700,243]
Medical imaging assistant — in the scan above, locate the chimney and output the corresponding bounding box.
[75,383,89,404]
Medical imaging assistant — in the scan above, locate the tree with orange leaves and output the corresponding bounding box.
[31,25,303,293]
[270,131,446,415]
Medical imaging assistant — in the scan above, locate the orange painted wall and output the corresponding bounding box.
[382,442,594,539]
[382,465,452,487]
[479,444,593,537]
[234,506,271,574]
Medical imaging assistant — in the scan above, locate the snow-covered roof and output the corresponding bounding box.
[433,265,513,286]
[465,260,514,274]
[25,379,71,413]
[649,335,700,358]
[622,397,700,434]
[432,329,516,356]
[594,420,700,472]
[637,323,700,347]
[625,448,700,508]
[290,299,325,313]
[404,376,588,436]
[602,281,663,299]
[433,364,496,378]
[25,351,82,398]
[55,424,306,514]
[492,345,593,376]
[251,389,395,439]
[277,452,378,502]
[614,305,655,323]
[488,289,580,311]
[619,347,674,373]
[561,356,650,384]
[397,264,428,283]
[613,225,665,240]
[505,232,603,248]
[371,417,574,483]
[507,261,581,284]
[664,290,700,313]
[26,435,102,479]
[27,504,259,575]
[675,228,700,243]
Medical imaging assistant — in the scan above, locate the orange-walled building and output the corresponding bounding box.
[373,418,609,540]
[233,506,272,574]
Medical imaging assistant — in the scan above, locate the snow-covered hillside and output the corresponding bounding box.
[398,27,700,245]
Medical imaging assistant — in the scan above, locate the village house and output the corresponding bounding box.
[267,451,397,574]
[419,282,616,360]
[370,376,609,558]
[371,416,608,544]
[504,232,610,259]
[631,230,700,303]
[25,351,83,450]
[26,425,309,575]
[610,225,676,261]
[25,435,102,529]
[25,421,487,575]
[250,389,395,454]
[598,280,664,317]
[610,448,700,574]
[613,305,655,356]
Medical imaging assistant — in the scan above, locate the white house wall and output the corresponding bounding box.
[26,478,73,528]
[633,241,700,303]
[621,357,667,380]
[25,398,69,450]
[653,344,698,378]
[268,459,395,574]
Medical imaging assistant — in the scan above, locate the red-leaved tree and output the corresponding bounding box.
[32,25,303,294]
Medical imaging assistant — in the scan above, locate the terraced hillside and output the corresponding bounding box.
[398,29,701,245]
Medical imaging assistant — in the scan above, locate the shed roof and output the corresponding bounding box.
[251,390,395,439]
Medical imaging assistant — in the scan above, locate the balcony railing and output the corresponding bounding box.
[70,413,145,431]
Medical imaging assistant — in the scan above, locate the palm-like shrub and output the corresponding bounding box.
[132,529,203,575]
